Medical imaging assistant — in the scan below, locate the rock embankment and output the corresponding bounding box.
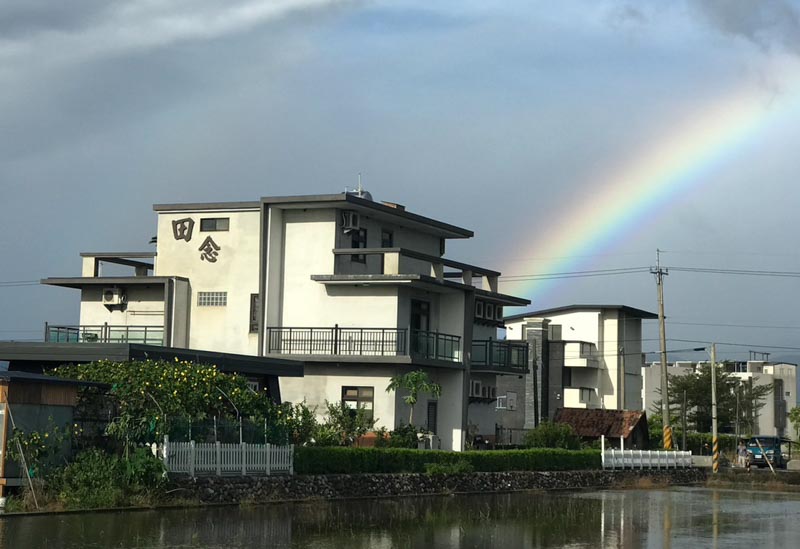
[172,469,706,504]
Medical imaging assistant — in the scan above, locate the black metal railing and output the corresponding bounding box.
[471,339,528,373]
[45,323,165,345]
[410,330,461,362]
[266,326,408,356]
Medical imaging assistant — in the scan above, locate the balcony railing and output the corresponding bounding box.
[266,326,408,356]
[265,326,461,362]
[45,323,165,345]
[410,330,461,362]
[471,339,528,373]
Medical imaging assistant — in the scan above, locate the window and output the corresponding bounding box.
[197,291,227,306]
[475,301,484,319]
[351,228,367,263]
[381,229,394,248]
[426,401,438,434]
[580,388,593,403]
[249,293,260,333]
[200,217,230,232]
[495,305,503,321]
[439,238,446,256]
[485,303,495,320]
[342,386,374,420]
[246,379,260,392]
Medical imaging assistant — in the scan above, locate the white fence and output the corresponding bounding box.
[602,449,693,469]
[163,437,294,477]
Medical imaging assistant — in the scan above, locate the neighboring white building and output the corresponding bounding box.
[642,360,797,439]
[498,305,655,430]
[41,191,530,451]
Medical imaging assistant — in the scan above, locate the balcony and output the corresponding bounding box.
[564,341,601,368]
[471,340,528,374]
[45,323,165,345]
[265,326,461,363]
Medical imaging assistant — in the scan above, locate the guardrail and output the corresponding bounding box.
[410,330,461,362]
[45,323,165,345]
[602,448,693,469]
[472,339,528,373]
[163,437,294,477]
[266,326,407,356]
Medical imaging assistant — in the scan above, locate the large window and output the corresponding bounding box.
[342,386,374,420]
[197,291,227,306]
[351,228,367,263]
[200,217,230,231]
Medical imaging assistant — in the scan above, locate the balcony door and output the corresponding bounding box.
[411,300,431,356]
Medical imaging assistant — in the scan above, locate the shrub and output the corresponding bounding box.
[524,422,581,450]
[294,447,600,475]
[424,460,474,475]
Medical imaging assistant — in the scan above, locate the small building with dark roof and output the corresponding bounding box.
[553,408,649,449]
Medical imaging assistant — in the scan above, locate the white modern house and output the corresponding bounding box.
[498,305,656,430]
[33,190,529,451]
[642,360,797,439]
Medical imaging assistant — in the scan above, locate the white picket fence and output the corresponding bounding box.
[163,437,294,477]
[602,448,693,469]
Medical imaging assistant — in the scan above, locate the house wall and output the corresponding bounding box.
[79,285,166,328]
[155,208,261,354]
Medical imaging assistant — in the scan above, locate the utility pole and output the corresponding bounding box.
[651,249,673,449]
[710,343,719,474]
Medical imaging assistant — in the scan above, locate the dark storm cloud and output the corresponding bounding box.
[690,0,800,53]
[0,0,110,37]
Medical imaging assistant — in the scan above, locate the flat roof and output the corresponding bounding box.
[154,193,474,239]
[41,276,189,289]
[79,252,156,258]
[0,342,304,377]
[504,304,658,322]
[0,370,109,389]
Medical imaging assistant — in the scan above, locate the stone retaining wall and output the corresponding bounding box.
[171,469,707,504]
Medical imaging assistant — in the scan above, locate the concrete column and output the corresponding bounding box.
[523,319,550,428]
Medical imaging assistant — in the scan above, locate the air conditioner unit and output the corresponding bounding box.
[341,210,360,232]
[470,380,482,398]
[102,287,126,306]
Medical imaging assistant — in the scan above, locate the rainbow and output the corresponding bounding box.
[499,78,793,308]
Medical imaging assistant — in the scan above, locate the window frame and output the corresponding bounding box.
[341,386,375,420]
[249,293,260,333]
[351,228,368,263]
[200,217,230,232]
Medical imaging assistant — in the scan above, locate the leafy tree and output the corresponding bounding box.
[50,359,310,447]
[386,370,442,425]
[653,363,772,434]
[789,407,800,440]
[524,422,581,450]
[317,400,376,446]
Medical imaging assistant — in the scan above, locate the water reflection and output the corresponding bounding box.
[2,488,800,548]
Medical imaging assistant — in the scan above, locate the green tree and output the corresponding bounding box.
[317,401,376,446]
[789,406,800,440]
[653,363,772,435]
[386,370,442,425]
[523,421,581,450]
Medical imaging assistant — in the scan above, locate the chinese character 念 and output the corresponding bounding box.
[198,236,221,262]
[172,218,195,242]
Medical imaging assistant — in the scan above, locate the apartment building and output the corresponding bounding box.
[498,305,655,429]
[22,190,529,451]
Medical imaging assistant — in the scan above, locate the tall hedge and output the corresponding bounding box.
[294,447,600,475]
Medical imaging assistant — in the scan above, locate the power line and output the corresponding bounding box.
[667,321,800,330]
[500,267,650,281]
[670,338,800,352]
[669,266,800,278]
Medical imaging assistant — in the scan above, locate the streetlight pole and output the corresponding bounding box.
[710,343,719,474]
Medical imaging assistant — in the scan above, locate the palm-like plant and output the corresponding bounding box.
[386,370,442,425]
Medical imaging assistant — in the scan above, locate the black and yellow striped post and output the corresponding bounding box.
[663,424,674,450]
[712,435,719,473]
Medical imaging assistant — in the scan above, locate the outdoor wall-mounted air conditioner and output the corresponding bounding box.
[341,210,360,232]
[102,287,126,306]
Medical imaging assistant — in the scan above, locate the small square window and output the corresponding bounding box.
[342,386,374,420]
[200,218,230,232]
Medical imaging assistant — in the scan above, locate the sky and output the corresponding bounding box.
[2,0,800,365]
